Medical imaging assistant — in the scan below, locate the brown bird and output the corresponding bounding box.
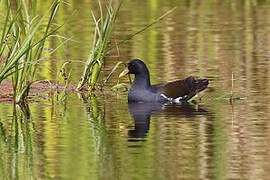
[119,59,209,103]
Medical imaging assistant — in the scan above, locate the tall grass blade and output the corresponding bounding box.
[77,0,122,91]
[0,0,62,103]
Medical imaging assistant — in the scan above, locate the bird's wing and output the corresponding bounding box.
[152,76,209,101]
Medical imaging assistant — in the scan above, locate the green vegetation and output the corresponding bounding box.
[0,0,61,103]
[77,0,122,91]
[0,0,176,102]
[0,0,269,179]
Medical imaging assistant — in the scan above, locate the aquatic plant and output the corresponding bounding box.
[77,0,122,91]
[0,0,61,103]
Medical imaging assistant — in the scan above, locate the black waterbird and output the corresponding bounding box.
[119,59,209,103]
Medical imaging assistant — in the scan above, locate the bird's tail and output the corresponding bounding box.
[184,76,209,101]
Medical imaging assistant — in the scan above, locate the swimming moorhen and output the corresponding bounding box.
[119,59,209,103]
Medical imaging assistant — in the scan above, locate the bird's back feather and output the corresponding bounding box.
[153,76,209,101]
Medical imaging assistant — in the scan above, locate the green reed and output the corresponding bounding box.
[0,0,61,103]
[77,0,122,91]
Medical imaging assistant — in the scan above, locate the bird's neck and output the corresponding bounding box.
[133,73,151,89]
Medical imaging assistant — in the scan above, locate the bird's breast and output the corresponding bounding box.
[128,88,163,103]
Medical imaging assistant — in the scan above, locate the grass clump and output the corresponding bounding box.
[0,0,62,103]
[77,0,122,91]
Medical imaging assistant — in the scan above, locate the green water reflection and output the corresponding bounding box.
[1,0,270,179]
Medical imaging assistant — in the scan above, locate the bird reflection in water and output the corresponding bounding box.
[128,103,209,141]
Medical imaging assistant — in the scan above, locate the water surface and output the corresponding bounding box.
[1,0,270,179]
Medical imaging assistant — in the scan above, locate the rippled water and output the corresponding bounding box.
[1,0,270,179]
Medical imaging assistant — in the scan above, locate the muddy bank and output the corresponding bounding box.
[0,80,76,103]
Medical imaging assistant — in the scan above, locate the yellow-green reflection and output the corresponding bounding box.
[1,0,270,179]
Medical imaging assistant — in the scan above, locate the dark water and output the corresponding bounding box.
[1,0,270,179]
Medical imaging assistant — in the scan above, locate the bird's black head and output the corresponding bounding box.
[119,59,150,86]
[126,59,149,76]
